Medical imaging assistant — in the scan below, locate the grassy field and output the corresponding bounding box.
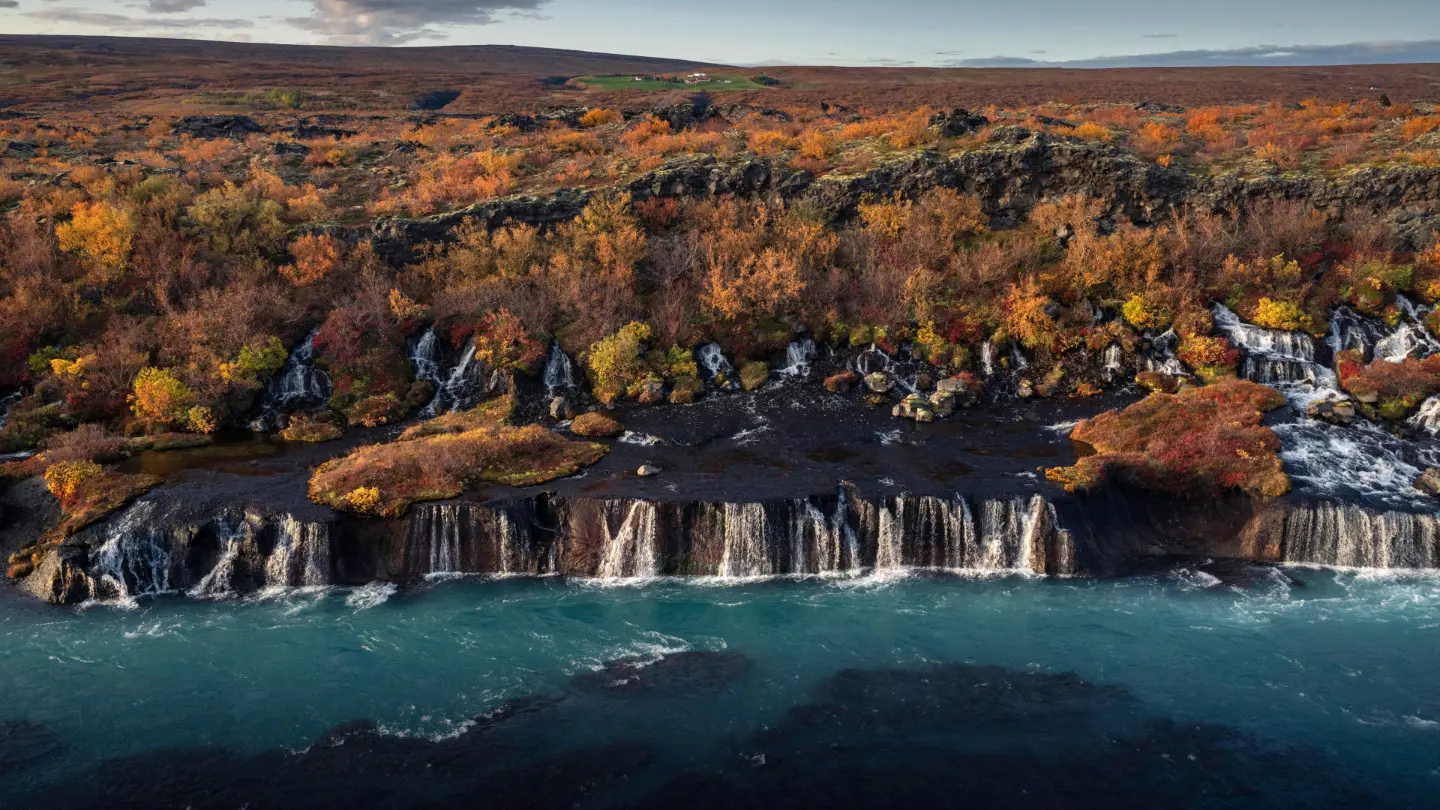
[578,74,773,91]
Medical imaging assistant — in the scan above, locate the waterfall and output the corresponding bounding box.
[1009,344,1029,371]
[1328,300,1439,363]
[542,341,579,395]
[597,501,661,579]
[1274,419,1440,509]
[778,338,818,378]
[718,502,773,577]
[187,520,245,598]
[874,498,905,570]
[404,502,547,577]
[698,342,738,390]
[980,341,996,377]
[252,329,333,430]
[263,517,332,587]
[1212,304,1317,361]
[88,502,175,599]
[0,390,18,431]
[791,492,858,574]
[1408,396,1440,437]
[1281,501,1440,569]
[1212,304,1335,400]
[1101,344,1125,381]
[410,328,443,389]
[1143,330,1185,375]
[423,337,480,416]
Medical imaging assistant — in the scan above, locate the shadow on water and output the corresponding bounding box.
[9,653,1396,810]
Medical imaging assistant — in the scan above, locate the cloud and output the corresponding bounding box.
[24,8,253,29]
[0,0,17,8]
[944,40,1440,68]
[1142,33,1178,39]
[286,0,548,46]
[146,0,209,11]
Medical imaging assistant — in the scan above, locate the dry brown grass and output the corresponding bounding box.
[311,395,605,516]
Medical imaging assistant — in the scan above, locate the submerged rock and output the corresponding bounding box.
[1414,468,1440,497]
[824,370,861,393]
[1307,398,1357,426]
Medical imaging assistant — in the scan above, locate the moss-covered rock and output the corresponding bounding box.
[740,361,770,391]
[571,412,624,438]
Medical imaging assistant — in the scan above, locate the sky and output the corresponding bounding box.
[4,0,1440,68]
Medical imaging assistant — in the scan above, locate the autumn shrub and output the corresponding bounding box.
[1121,293,1173,331]
[1045,378,1289,498]
[218,337,288,389]
[188,182,285,255]
[1250,297,1313,332]
[579,108,623,128]
[571,411,623,438]
[44,460,102,504]
[42,423,131,465]
[345,393,406,427]
[280,233,343,286]
[1336,351,1440,419]
[310,411,606,516]
[585,322,653,404]
[281,413,343,443]
[473,308,546,373]
[129,367,196,431]
[1177,335,1239,381]
[56,201,136,280]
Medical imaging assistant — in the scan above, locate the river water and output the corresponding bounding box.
[2,569,1438,808]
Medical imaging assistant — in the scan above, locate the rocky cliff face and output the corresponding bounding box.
[20,478,1440,605]
[370,129,1440,262]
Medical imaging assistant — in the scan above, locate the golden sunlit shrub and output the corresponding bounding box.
[579,108,624,128]
[45,460,103,505]
[1251,297,1312,332]
[748,129,796,156]
[56,201,137,279]
[858,196,911,239]
[188,182,285,255]
[1121,293,1173,331]
[280,233,343,286]
[129,367,195,430]
[586,322,653,404]
[1073,122,1112,142]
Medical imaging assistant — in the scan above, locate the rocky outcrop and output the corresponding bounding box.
[172,115,264,140]
[370,129,1440,263]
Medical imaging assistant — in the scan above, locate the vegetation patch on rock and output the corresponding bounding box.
[310,396,606,516]
[570,411,624,438]
[1046,378,1289,498]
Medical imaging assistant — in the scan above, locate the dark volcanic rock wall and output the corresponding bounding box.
[370,130,1440,262]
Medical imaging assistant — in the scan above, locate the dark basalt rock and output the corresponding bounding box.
[0,720,64,776]
[571,650,752,695]
[172,115,264,140]
[270,141,308,156]
[1,140,37,158]
[636,663,1394,810]
[1136,100,1186,114]
[411,89,461,111]
[929,107,990,137]
[291,124,355,140]
[368,129,1440,263]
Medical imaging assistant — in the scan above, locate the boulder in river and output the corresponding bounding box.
[1306,398,1356,426]
[824,371,861,393]
[864,372,894,394]
[893,394,935,423]
[1415,468,1440,497]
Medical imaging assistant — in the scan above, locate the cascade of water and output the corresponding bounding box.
[187,519,245,598]
[1101,344,1125,381]
[1010,344,1029,371]
[1143,331,1186,375]
[542,341,579,395]
[0,390,18,431]
[980,341,996,377]
[252,329,333,429]
[410,328,443,389]
[1281,501,1440,569]
[778,338,818,378]
[1212,304,1317,361]
[718,502,772,577]
[1328,300,1440,364]
[874,499,906,570]
[88,502,174,599]
[972,498,1028,570]
[264,517,331,587]
[597,501,661,579]
[698,343,737,390]
[423,337,480,416]
[1274,419,1440,509]
[1408,396,1440,437]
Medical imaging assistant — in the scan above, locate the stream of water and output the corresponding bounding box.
[2,571,1437,807]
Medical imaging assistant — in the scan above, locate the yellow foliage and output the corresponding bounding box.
[45,460,102,504]
[56,200,137,279]
[579,108,624,128]
[1121,294,1173,331]
[51,354,96,378]
[344,486,382,513]
[185,406,218,434]
[1251,297,1312,332]
[129,367,195,429]
[1073,122,1112,142]
[858,197,911,239]
[280,233,342,286]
